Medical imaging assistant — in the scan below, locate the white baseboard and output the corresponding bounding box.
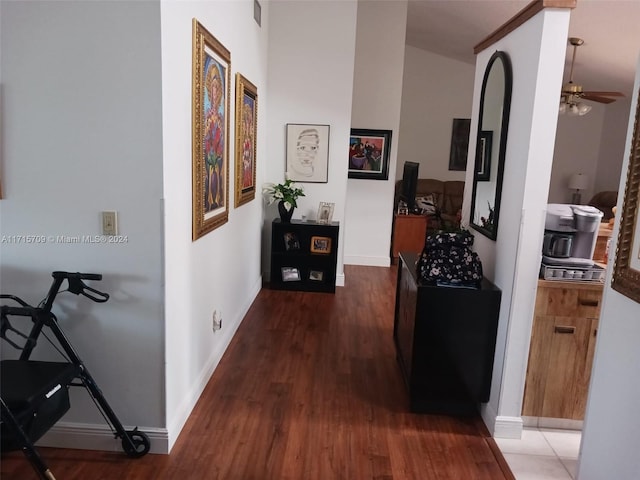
[522,415,583,431]
[493,415,524,439]
[480,400,524,439]
[343,255,391,267]
[38,422,169,455]
[336,272,345,286]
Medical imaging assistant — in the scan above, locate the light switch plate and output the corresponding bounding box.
[102,211,118,236]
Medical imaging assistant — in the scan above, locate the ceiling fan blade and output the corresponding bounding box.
[582,91,624,97]
[581,94,617,104]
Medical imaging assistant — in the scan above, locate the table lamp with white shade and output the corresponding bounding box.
[568,173,589,204]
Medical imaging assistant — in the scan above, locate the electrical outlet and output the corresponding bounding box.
[102,211,118,236]
[212,310,222,332]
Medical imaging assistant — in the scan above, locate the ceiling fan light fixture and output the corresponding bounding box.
[559,36,622,115]
[576,102,592,116]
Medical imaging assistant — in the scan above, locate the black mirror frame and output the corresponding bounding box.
[470,51,513,240]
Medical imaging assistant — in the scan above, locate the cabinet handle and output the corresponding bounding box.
[579,299,599,307]
[555,326,576,334]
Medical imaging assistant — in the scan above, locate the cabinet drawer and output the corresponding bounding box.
[540,287,601,318]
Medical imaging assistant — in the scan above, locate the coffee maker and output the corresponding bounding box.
[542,203,603,267]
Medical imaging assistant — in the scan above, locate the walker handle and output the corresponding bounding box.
[52,272,110,303]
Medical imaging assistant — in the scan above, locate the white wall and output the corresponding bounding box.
[548,70,631,206]
[160,0,269,450]
[577,55,640,480]
[343,0,407,267]
[1,0,166,445]
[462,9,572,438]
[593,98,631,193]
[397,47,475,181]
[549,105,606,203]
[262,0,358,285]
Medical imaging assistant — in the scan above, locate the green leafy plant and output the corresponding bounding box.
[480,201,495,232]
[262,179,305,210]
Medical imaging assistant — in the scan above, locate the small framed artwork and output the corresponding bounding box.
[448,118,471,171]
[310,236,332,254]
[476,130,493,181]
[348,128,391,180]
[286,123,330,183]
[612,90,640,304]
[234,73,258,208]
[192,19,231,241]
[281,267,301,282]
[283,232,300,251]
[317,202,334,224]
[309,270,324,281]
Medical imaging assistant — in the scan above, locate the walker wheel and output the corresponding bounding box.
[122,429,150,458]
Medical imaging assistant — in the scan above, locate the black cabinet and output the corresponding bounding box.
[270,219,339,293]
[394,252,501,414]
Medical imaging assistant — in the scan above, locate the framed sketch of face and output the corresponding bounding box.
[286,124,330,183]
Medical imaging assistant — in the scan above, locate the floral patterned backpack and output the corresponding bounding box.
[416,229,483,288]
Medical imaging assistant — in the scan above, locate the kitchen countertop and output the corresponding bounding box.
[538,278,604,291]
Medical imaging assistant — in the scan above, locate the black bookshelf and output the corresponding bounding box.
[270,219,339,293]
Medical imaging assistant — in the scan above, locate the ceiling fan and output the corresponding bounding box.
[560,37,624,115]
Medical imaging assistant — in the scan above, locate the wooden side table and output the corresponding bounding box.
[391,214,427,259]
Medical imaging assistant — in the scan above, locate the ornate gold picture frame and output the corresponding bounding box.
[192,19,231,240]
[234,73,257,208]
[612,86,640,303]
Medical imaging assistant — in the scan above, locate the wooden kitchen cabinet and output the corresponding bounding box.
[522,280,602,420]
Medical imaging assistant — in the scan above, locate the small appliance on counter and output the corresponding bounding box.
[540,203,605,282]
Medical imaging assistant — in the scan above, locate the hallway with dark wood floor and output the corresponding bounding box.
[1,265,514,479]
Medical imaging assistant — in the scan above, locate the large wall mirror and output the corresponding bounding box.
[470,51,512,240]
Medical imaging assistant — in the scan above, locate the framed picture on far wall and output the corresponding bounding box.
[286,123,330,183]
[448,118,470,171]
[234,73,258,208]
[192,19,231,241]
[348,128,391,180]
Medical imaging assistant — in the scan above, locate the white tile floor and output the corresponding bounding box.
[495,428,582,479]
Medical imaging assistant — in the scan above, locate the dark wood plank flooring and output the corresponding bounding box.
[1,264,514,479]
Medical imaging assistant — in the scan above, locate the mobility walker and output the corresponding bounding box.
[1,271,150,479]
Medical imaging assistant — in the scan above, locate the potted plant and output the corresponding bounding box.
[263,179,305,223]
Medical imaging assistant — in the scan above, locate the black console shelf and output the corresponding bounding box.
[270,219,339,293]
[394,252,501,414]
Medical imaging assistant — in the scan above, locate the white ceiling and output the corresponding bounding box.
[405,0,640,99]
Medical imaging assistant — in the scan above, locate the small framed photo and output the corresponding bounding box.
[286,123,330,183]
[309,270,324,281]
[283,232,300,251]
[348,128,392,180]
[281,267,301,282]
[317,202,334,224]
[310,236,332,254]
